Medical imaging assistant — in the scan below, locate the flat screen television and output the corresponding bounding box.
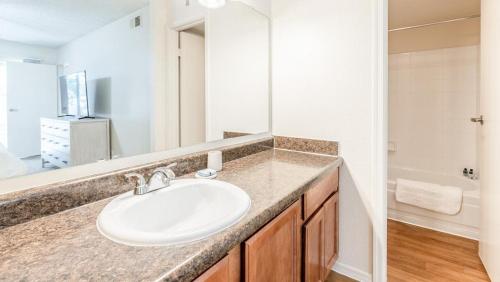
[59,71,90,118]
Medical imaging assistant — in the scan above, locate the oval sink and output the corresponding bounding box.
[97,179,251,246]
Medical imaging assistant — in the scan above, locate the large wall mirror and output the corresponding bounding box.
[0,0,270,189]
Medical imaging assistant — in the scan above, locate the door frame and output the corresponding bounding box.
[374,0,388,281]
[178,23,207,146]
[165,17,208,149]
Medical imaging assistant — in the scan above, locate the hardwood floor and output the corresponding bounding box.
[388,220,490,282]
[325,271,357,282]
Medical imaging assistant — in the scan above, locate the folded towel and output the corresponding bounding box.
[396,178,463,215]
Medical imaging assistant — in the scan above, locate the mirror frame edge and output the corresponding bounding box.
[0,132,273,195]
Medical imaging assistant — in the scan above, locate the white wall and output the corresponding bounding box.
[272,0,385,280]
[389,46,479,177]
[57,7,151,159]
[0,39,58,64]
[479,0,500,280]
[150,0,170,152]
[206,2,270,140]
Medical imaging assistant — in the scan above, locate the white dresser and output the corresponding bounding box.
[40,117,110,168]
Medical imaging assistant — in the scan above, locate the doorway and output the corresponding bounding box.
[3,61,57,158]
[387,0,490,280]
[178,23,206,147]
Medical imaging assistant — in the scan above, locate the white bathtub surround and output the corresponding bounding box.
[395,178,462,215]
[389,45,480,240]
[389,45,480,178]
[388,167,480,239]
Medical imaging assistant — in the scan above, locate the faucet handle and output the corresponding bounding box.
[125,173,147,187]
[153,163,177,180]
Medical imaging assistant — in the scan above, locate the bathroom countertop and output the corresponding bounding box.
[0,149,342,282]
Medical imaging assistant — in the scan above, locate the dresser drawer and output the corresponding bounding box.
[42,150,70,168]
[303,168,339,220]
[41,120,70,138]
[41,134,70,153]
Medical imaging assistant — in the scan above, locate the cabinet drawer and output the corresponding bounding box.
[303,169,339,220]
[42,150,70,168]
[41,121,70,138]
[41,134,70,153]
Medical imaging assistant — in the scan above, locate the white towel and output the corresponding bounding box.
[395,178,463,215]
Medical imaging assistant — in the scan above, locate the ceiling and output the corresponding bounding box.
[0,0,149,48]
[389,0,480,30]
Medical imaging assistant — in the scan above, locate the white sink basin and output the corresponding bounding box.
[97,179,251,246]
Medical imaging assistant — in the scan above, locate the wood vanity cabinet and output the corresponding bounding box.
[244,201,302,282]
[304,207,325,282]
[323,193,340,272]
[194,246,241,282]
[195,169,339,282]
[303,169,340,282]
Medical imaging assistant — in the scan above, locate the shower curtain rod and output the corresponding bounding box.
[389,15,480,32]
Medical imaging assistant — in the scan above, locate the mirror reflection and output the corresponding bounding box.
[0,0,270,180]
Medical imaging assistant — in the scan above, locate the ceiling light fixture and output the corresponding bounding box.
[198,0,226,9]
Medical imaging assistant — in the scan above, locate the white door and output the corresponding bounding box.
[6,62,57,158]
[179,30,206,147]
[479,1,500,280]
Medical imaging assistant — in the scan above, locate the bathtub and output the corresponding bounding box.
[388,166,480,239]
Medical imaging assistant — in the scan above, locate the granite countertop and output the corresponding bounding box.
[0,149,342,282]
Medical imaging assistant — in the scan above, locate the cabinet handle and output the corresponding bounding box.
[471,115,484,125]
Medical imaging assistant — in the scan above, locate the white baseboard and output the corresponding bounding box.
[388,209,479,240]
[332,262,372,282]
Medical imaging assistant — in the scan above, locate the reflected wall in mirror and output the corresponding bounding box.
[0,0,270,183]
[168,0,270,147]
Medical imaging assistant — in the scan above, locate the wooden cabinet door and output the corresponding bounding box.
[323,193,339,279]
[195,246,240,282]
[194,256,229,282]
[245,201,302,282]
[304,207,325,282]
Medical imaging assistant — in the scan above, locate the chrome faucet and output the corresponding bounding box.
[125,163,177,195]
